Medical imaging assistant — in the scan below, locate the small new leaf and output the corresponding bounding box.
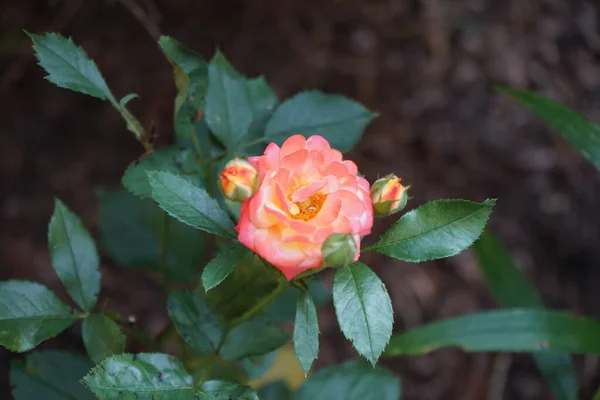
[48,199,101,311]
[28,32,116,104]
[0,281,77,352]
[293,291,319,374]
[120,93,139,108]
[333,262,393,365]
[82,314,126,364]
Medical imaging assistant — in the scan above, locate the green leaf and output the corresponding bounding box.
[123,146,204,199]
[332,262,393,365]
[97,189,205,281]
[84,355,256,400]
[498,87,600,171]
[119,93,139,108]
[294,291,319,374]
[118,103,146,145]
[202,242,249,291]
[593,387,600,400]
[203,252,285,325]
[294,360,401,400]
[264,90,376,152]
[159,36,211,148]
[258,381,292,400]
[368,199,495,262]
[205,50,278,149]
[28,32,146,145]
[0,280,77,352]
[239,109,275,156]
[82,314,126,364]
[190,356,246,384]
[246,76,278,116]
[167,291,223,356]
[473,231,577,400]
[48,199,100,311]
[242,351,277,379]
[262,279,330,323]
[27,32,115,103]
[533,352,578,400]
[11,350,95,400]
[384,309,600,356]
[201,381,259,400]
[473,231,544,308]
[82,353,195,399]
[220,319,289,361]
[158,35,208,111]
[147,171,236,238]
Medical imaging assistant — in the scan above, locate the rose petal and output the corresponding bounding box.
[280,135,307,158]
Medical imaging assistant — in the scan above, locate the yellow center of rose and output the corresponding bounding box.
[289,193,327,221]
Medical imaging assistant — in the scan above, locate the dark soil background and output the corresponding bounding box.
[2,0,600,399]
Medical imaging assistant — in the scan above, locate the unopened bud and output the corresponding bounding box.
[371,174,409,217]
[219,158,258,202]
[321,233,357,267]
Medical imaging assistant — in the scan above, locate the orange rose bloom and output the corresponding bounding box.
[237,135,373,280]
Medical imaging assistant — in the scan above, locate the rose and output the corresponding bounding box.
[235,135,374,280]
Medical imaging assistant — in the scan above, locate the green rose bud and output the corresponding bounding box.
[321,233,357,268]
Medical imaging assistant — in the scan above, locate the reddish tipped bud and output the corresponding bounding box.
[370,174,409,217]
[219,158,258,202]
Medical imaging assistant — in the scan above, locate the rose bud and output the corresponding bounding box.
[219,158,258,202]
[370,174,409,217]
[321,233,358,268]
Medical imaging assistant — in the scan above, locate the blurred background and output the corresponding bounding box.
[2,0,600,399]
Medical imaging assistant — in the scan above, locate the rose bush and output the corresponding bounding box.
[3,31,544,400]
[236,134,373,280]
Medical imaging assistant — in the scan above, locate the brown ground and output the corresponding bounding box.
[2,0,600,399]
